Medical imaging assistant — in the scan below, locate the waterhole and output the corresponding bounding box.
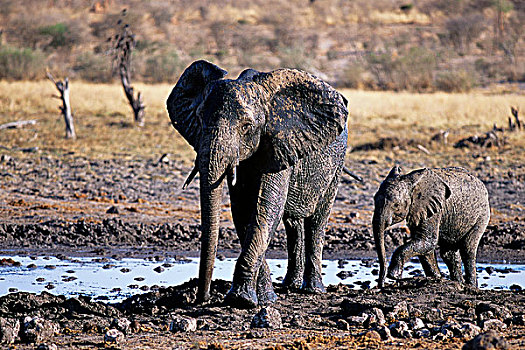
[0,256,523,302]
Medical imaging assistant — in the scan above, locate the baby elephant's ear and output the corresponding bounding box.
[166,60,227,151]
[406,169,451,227]
[252,69,348,172]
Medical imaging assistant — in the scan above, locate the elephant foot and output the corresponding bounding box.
[257,289,278,306]
[302,275,326,294]
[387,264,403,280]
[224,282,258,309]
[281,274,303,292]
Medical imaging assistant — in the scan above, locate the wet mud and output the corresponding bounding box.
[0,155,524,348]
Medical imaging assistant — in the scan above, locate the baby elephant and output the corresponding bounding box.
[373,166,490,287]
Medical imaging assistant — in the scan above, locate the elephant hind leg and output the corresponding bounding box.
[460,220,486,288]
[302,175,340,294]
[419,250,441,279]
[441,247,464,284]
[282,215,305,291]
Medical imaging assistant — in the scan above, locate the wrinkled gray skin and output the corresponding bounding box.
[166,60,348,308]
[373,166,490,288]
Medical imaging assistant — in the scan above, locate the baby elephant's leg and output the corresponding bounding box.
[460,219,487,287]
[419,250,441,278]
[388,226,438,280]
[282,216,305,290]
[440,246,464,284]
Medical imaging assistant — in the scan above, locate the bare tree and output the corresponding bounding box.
[110,11,145,127]
[47,71,76,139]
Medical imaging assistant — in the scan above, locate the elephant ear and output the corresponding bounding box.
[252,69,348,172]
[166,60,227,150]
[406,169,452,227]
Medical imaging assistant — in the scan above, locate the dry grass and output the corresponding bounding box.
[0,81,524,168]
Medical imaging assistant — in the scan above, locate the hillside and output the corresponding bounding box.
[0,0,524,91]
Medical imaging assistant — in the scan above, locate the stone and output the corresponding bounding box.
[362,308,386,326]
[409,317,425,330]
[414,328,431,338]
[347,315,368,326]
[460,323,482,339]
[481,319,507,332]
[389,320,412,338]
[21,317,59,344]
[0,317,20,344]
[364,330,382,341]
[425,308,444,322]
[375,325,393,341]
[512,314,525,326]
[251,307,282,329]
[36,344,58,350]
[462,330,509,350]
[386,301,409,322]
[170,316,198,332]
[476,303,512,323]
[433,328,453,341]
[336,319,350,331]
[110,317,131,334]
[104,329,124,344]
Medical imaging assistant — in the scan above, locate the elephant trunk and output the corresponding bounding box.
[196,136,237,302]
[197,168,225,302]
[372,211,388,288]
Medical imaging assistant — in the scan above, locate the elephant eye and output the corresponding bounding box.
[240,122,252,134]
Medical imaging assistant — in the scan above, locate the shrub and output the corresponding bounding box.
[434,70,475,92]
[444,13,485,54]
[73,52,112,83]
[366,46,436,91]
[143,51,184,83]
[339,63,365,89]
[0,46,45,80]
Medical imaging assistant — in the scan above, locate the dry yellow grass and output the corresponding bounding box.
[0,81,524,167]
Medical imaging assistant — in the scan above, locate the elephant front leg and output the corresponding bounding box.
[388,224,439,281]
[419,250,442,279]
[226,171,290,308]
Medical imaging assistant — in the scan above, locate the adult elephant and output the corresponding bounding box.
[166,60,348,308]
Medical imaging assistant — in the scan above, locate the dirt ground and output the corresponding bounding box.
[0,152,524,349]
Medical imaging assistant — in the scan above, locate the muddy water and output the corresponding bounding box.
[0,256,523,302]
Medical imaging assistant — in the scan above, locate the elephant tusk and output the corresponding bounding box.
[227,166,237,187]
[343,166,364,183]
[182,165,199,190]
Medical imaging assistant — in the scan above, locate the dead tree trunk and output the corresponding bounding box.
[119,63,145,127]
[111,17,145,127]
[47,71,76,139]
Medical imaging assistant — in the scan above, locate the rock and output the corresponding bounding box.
[347,315,368,326]
[433,328,453,341]
[110,317,131,334]
[414,328,431,338]
[476,303,512,323]
[362,308,386,327]
[336,319,350,331]
[364,330,382,341]
[462,330,509,350]
[374,325,393,341]
[170,316,198,332]
[460,323,482,339]
[104,329,124,344]
[0,317,20,344]
[409,317,425,330]
[251,307,282,329]
[21,317,59,344]
[425,308,444,322]
[289,314,305,327]
[386,301,409,322]
[512,314,525,326]
[36,344,58,350]
[389,320,412,338]
[481,319,507,332]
